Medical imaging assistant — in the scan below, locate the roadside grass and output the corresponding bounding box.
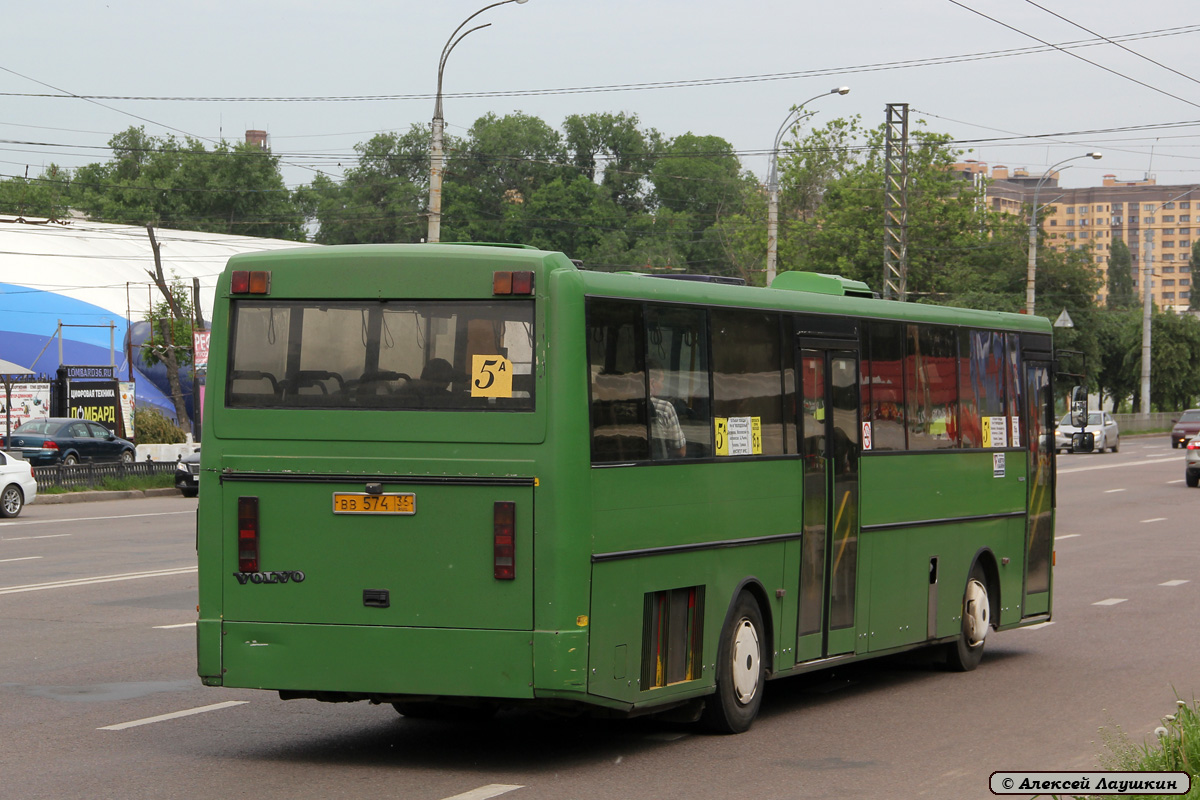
[1091,696,1200,799]
[39,473,176,495]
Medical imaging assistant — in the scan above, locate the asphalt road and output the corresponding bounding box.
[1,438,1196,800]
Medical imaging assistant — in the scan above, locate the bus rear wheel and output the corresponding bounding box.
[946,565,990,672]
[701,592,765,734]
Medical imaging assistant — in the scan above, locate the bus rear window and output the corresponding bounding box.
[226,300,535,411]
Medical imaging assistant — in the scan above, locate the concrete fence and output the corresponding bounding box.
[1111,412,1179,434]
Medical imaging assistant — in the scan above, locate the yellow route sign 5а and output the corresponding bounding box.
[471,355,514,398]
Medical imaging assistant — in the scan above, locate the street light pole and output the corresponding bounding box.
[1025,152,1102,315]
[428,0,528,244]
[765,86,849,286]
[1138,188,1193,417]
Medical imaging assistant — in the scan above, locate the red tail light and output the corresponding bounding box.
[238,496,260,573]
[493,270,534,295]
[494,501,515,580]
[231,270,271,294]
[1188,439,1200,450]
[45,441,58,451]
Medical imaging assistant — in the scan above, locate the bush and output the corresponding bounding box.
[133,407,185,444]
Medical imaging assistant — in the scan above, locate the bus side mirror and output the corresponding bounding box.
[1070,386,1087,428]
[1072,431,1095,453]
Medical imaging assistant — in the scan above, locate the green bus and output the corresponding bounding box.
[196,243,1056,733]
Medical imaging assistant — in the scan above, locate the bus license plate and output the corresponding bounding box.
[332,492,416,515]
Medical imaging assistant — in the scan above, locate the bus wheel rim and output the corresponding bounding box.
[964,579,989,646]
[731,618,760,703]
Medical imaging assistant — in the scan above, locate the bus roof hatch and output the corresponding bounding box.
[770,271,875,298]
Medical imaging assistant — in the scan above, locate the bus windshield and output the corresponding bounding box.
[226,299,535,411]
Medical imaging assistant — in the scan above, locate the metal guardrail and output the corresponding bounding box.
[32,461,178,491]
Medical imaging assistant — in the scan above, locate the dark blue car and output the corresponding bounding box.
[1,418,136,466]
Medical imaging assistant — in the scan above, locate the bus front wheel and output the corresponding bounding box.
[946,564,990,672]
[701,592,765,734]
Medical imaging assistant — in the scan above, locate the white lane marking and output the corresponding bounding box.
[1,534,72,542]
[98,700,248,731]
[1093,598,1128,606]
[441,786,524,800]
[0,511,192,530]
[1142,518,1167,523]
[1058,457,1179,474]
[1023,621,1056,630]
[0,567,196,595]
[1104,488,1127,493]
[1055,534,1081,540]
[0,556,43,563]
[154,622,197,629]
[1161,580,1190,587]
[1168,479,1185,484]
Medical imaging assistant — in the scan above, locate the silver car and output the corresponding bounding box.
[1056,410,1120,454]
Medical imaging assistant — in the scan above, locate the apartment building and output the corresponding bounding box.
[951,164,1197,312]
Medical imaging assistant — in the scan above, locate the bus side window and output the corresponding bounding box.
[588,300,649,463]
[711,309,786,457]
[646,305,711,460]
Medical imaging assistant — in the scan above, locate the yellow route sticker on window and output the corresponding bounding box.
[714,416,761,456]
[471,355,513,398]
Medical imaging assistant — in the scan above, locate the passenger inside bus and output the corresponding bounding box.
[649,360,687,459]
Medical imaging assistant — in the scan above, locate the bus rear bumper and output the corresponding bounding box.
[217,621,536,700]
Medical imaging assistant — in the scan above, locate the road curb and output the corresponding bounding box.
[37,487,182,505]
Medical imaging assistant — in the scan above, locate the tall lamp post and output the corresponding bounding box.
[1138,189,1193,417]
[765,86,849,286]
[428,0,528,244]
[1025,151,1102,315]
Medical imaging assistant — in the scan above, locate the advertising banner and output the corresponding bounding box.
[193,331,211,368]
[67,380,120,433]
[119,382,136,440]
[0,382,52,427]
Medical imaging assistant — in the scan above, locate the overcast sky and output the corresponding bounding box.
[4,0,1199,197]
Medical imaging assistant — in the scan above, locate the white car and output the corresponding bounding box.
[1055,410,1120,454]
[0,449,38,518]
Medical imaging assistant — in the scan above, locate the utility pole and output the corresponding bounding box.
[882,103,909,301]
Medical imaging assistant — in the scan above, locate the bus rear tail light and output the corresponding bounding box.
[494,501,515,580]
[231,270,271,294]
[238,496,260,573]
[493,271,534,295]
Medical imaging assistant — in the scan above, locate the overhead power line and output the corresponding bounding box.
[1021,0,1200,89]
[1,24,1198,103]
[945,0,1200,111]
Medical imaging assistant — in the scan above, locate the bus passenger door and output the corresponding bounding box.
[795,346,860,663]
[1022,359,1054,617]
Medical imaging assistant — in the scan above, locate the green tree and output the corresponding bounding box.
[1190,240,1200,311]
[300,127,430,245]
[647,133,753,274]
[502,174,623,260]
[0,164,72,218]
[1107,238,1135,308]
[791,122,1007,301]
[562,112,659,214]
[1149,310,1200,410]
[442,113,571,244]
[1093,308,1140,409]
[73,127,306,240]
[141,280,196,434]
